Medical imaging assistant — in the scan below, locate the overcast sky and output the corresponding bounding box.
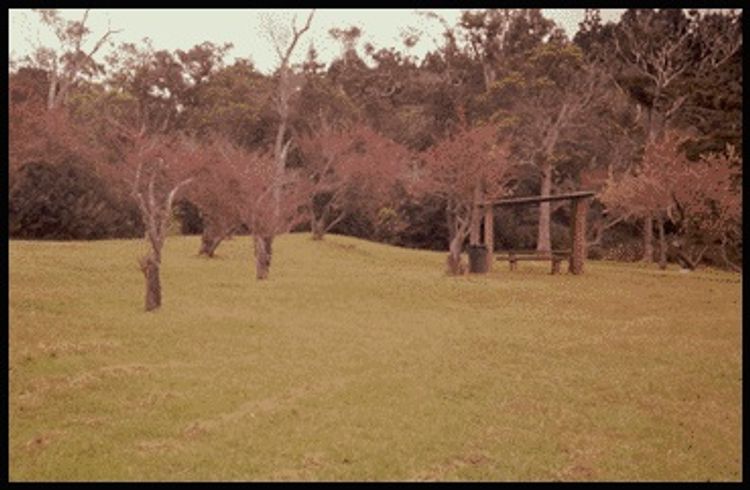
[9,9,626,74]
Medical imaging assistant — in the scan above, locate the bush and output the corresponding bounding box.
[9,161,143,240]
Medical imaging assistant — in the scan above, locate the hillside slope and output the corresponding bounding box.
[9,233,742,481]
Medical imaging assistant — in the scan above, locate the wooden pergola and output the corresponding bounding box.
[478,190,596,274]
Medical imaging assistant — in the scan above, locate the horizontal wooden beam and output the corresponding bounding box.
[496,249,571,255]
[480,191,596,208]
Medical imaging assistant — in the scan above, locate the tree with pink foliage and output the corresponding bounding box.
[207,138,307,280]
[296,121,411,241]
[184,154,245,258]
[102,129,205,311]
[600,130,741,270]
[672,144,741,271]
[415,119,514,275]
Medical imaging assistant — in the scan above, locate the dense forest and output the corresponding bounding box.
[9,9,742,277]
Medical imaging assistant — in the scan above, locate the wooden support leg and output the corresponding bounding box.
[551,258,561,275]
[470,189,482,246]
[569,198,589,275]
[484,206,494,271]
[509,253,517,271]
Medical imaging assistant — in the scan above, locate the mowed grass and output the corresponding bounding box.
[8,233,742,481]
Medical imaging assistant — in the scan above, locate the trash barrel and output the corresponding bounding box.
[467,244,489,273]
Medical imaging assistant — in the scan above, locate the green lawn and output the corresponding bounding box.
[8,234,742,481]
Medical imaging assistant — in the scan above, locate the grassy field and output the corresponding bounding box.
[8,234,742,481]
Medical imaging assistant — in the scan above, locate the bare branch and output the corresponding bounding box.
[280,138,293,165]
[106,112,138,141]
[132,160,150,219]
[268,10,316,67]
[614,30,660,86]
[268,29,285,61]
[602,214,628,231]
[87,25,121,59]
[147,168,158,224]
[665,94,688,121]
[81,9,90,32]
[691,245,709,267]
[720,236,742,272]
[283,10,315,64]
[324,210,348,233]
[166,177,195,214]
[158,110,172,134]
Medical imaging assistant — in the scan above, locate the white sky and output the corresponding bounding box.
[9,9,626,74]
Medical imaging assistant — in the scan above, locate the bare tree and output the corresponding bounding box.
[246,10,315,278]
[30,9,120,111]
[262,10,315,220]
[531,60,605,256]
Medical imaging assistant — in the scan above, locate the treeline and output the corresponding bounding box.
[9,9,742,274]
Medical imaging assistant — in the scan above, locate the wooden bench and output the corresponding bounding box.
[495,250,571,274]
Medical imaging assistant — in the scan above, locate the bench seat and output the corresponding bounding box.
[495,250,570,274]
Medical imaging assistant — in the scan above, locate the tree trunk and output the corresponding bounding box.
[311,203,328,241]
[446,208,456,247]
[657,214,667,270]
[484,206,494,271]
[446,234,465,276]
[47,70,59,111]
[273,63,292,228]
[482,61,496,93]
[140,254,161,312]
[253,235,273,280]
[199,234,222,258]
[199,226,223,257]
[469,186,482,246]
[311,218,325,240]
[639,101,662,265]
[642,214,654,263]
[536,162,553,256]
[445,207,465,276]
[198,217,234,257]
[273,121,287,223]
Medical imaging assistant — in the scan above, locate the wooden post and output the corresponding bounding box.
[657,213,667,270]
[469,210,481,246]
[551,257,561,275]
[484,205,494,271]
[569,197,589,274]
[469,187,482,245]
